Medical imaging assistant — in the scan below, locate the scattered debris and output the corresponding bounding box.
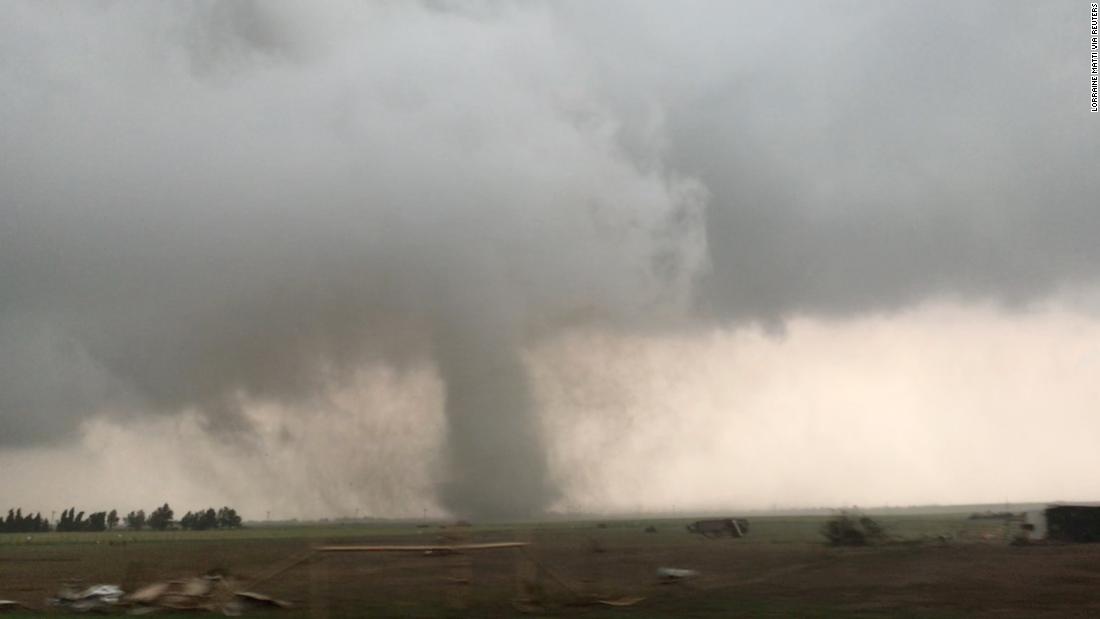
[821,512,885,546]
[686,518,749,538]
[317,542,527,552]
[126,576,228,613]
[561,594,648,608]
[227,591,293,615]
[49,575,290,615]
[126,582,171,605]
[597,595,646,607]
[657,567,699,583]
[50,583,124,613]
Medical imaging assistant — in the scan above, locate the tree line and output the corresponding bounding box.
[1,509,51,533]
[56,508,120,532]
[179,506,243,530]
[1,504,244,532]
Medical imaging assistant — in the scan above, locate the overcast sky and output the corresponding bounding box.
[1,0,1098,519]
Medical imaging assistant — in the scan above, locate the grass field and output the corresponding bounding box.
[2,512,1098,617]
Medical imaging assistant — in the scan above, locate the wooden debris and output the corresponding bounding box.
[316,542,528,552]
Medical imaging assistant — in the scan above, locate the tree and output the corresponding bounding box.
[148,504,174,530]
[217,507,242,529]
[57,508,75,532]
[107,509,119,530]
[0,508,46,533]
[87,511,107,532]
[198,508,217,530]
[125,510,146,531]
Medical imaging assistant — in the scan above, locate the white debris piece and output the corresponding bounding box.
[657,567,699,581]
[50,583,125,612]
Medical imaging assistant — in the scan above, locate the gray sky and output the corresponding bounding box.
[1,0,1098,519]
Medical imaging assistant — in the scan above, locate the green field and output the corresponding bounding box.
[0,512,1091,618]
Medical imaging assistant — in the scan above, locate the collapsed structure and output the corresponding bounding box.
[685,518,749,539]
[1022,505,1100,543]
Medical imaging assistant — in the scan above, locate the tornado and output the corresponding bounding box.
[0,1,706,518]
[434,322,555,519]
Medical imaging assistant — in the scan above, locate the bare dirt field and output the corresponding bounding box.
[3,514,1100,617]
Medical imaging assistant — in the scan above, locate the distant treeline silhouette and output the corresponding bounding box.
[1,503,244,532]
[56,508,119,532]
[1,508,50,533]
[179,507,243,530]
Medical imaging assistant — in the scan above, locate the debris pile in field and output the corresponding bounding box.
[821,512,885,546]
[49,584,124,612]
[685,518,749,538]
[127,576,229,613]
[47,576,290,615]
[129,575,291,615]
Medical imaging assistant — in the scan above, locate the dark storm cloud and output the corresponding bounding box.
[619,1,1099,323]
[0,0,1096,516]
[0,1,704,517]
